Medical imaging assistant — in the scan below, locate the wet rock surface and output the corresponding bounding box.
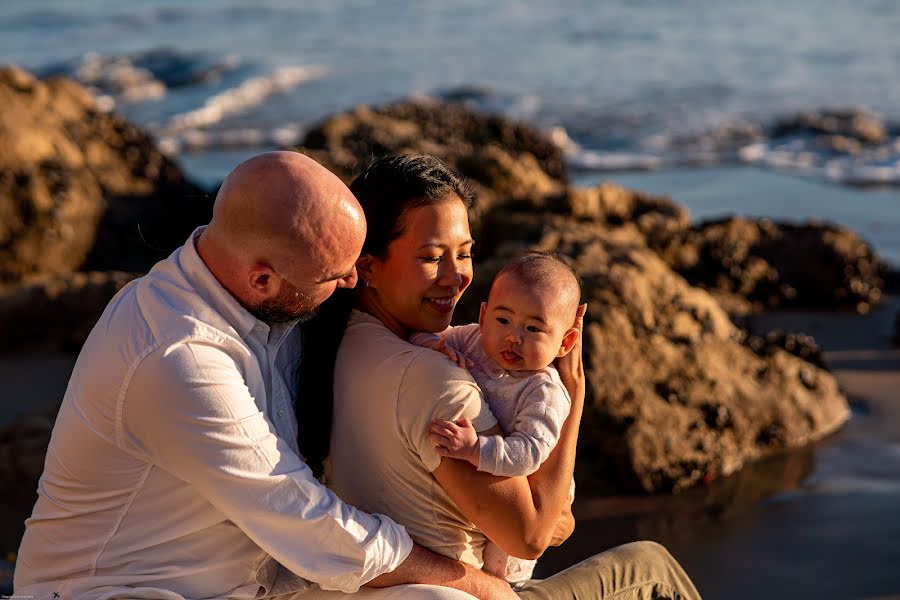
[0,65,209,285]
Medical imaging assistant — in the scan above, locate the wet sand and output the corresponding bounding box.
[539,296,900,599]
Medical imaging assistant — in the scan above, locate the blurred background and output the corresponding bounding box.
[1,1,898,598]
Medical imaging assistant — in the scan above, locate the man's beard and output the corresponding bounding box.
[247,279,319,324]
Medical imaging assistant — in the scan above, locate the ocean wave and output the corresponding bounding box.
[161,66,327,133]
[560,108,900,186]
[38,49,243,105]
[157,123,306,155]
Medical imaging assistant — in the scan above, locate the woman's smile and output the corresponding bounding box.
[426,295,457,314]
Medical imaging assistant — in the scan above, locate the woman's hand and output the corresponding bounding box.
[554,303,587,409]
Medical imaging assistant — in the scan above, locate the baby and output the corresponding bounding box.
[411,251,581,588]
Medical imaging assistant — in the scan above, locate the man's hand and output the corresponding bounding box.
[429,418,480,467]
[417,338,473,369]
[367,544,518,600]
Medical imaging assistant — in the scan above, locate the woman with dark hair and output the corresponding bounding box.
[298,155,701,599]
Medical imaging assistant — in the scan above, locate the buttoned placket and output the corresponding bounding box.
[246,319,302,458]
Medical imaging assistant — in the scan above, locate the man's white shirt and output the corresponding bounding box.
[14,228,412,600]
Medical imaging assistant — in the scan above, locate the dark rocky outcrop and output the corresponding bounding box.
[0,65,210,286]
[299,99,567,182]
[772,109,888,146]
[653,217,886,314]
[476,179,887,315]
[295,99,566,229]
[459,206,849,493]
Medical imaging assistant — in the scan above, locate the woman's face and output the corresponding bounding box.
[366,197,474,337]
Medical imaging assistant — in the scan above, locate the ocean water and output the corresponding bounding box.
[1,0,899,243]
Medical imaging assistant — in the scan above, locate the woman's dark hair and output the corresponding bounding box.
[297,154,474,476]
[353,154,475,258]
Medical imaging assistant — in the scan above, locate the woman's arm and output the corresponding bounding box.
[431,304,586,560]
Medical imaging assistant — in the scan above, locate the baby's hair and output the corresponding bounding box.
[493,251,582,314]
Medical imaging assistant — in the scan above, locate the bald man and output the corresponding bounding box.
[15,153,512,600]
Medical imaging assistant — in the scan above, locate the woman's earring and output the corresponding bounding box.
[364,279,370,288]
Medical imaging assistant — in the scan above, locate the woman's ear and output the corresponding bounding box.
[556,326,580,358]
[356,255,377,288]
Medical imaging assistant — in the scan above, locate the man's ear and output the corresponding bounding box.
[478,302,488,328]
[356,255,376,288]
[248,264,277,299]
[556,326,580,358]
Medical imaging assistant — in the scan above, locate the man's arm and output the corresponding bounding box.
[120,339,411,593]
[367,544,518,600]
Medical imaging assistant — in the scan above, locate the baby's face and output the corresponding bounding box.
[479,273,573,372]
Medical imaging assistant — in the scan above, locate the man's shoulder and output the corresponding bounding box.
[90,257,242,363]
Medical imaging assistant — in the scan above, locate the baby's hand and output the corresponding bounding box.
[418,338,473,370]
[429,418,480,467]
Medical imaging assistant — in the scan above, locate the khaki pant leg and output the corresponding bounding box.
[272,584,478,600]
[517,541,702,600]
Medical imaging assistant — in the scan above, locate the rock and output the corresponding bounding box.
[459,206,850,493]
[740,330,827,370]
[654,217,886,313]
[816,135,864,156]
[295,99,567,225]
[772,109,887,146]
[0,66,209,284]
[0,271,138,353]
[477,180,886,315]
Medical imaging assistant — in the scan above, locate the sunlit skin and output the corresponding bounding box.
[357,197,474,338]
[478,272,580,373]
[196,151,364,323]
